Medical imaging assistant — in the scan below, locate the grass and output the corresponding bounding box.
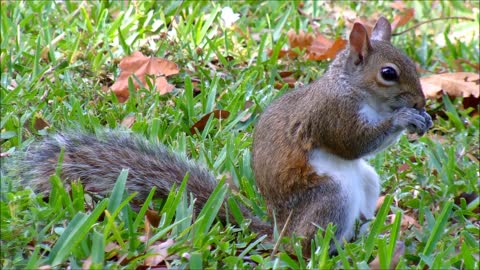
[1,1,479,269]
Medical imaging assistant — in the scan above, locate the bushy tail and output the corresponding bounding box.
[14,130,270,233]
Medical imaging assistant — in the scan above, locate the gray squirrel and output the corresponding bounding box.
[13,17,432,253]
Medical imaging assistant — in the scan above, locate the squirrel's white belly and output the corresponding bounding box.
[308,149,380,240]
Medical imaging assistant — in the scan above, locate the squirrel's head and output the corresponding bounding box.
[338,17,426,111]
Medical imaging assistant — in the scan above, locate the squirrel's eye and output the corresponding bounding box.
[380,67,398,81]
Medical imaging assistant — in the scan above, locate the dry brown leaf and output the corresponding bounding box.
[120,114,136,128]
[190,110,230,134]
[105,242,120,253]
[82,256,92,270]
[398,163,411,173]
[421,72,480,99]
[307,38,347,60]
[391,8,415,29]
[273,30,346,61]
[110,51,179,102]
[33,116,50,131]
[369,241,405,270]
[375,195,386,212]
[146,209,160,228]
[240,100,254,123]
[288,29,315,50]
[144,239,174,266]
[24,114,50,133]
[389,213,420,230]
[41,32,66,61]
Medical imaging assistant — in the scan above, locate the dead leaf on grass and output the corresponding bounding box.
[307,37,347,60]
[144,239,174,266]
[421,72,479,99]
[375,195,386,212]
[109,51,179,102]
[391,8,415,29]
[120,114,136,128]
[190,110,230,134]
[145,209,161,228]
[271,30,347,61]
[82,256,92,270]
[240,100,254,122]
[369,241,405,270]
[389,213,421,230]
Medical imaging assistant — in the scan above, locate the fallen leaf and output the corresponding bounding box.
[288,29,315,50]
[375,195,386,212]
[369,241,405,270]
[110,51,179,102]
[391,8,415,29]
[307,37,347,60]
[105,242,120,253]
[120,114,136,128]
[82,256,92,270]
[24,114,50,132]
[272,30,346,61]
[389,213,421,230]
[33,116,50,131]
[145,209,161,227]
[190,110,230,134]
[421,72,480,99]
[144,239,174,266]
[398,163,411,173]
[240,101,254,122]
[41,32,66,61]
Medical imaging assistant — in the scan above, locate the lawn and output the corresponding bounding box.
[1,1,479,269]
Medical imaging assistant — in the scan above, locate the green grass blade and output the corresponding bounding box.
[90,231,105,269]
[192,178,227,247]
[365,194,393,259]
[422,201,453,256]
[49,199,108,266]
[107,169,129,214]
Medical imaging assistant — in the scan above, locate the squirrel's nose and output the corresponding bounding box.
[413,97,426,110]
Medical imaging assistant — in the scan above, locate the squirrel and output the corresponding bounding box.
[12,17,432,254]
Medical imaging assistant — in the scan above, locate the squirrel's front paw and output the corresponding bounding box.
[393,107,430,135]
[417,109,433,135]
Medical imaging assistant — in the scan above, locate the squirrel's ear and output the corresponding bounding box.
[371,16,392,42]
[349,22,371,65]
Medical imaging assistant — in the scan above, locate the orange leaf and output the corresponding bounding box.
[287,29,315,50]
[307,38,347,60]
[190,110,230,134]
[109,51,179,102]
[391,8,414,29]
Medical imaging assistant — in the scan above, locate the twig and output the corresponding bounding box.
[270,210,293,259]
[393,16,475,36]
